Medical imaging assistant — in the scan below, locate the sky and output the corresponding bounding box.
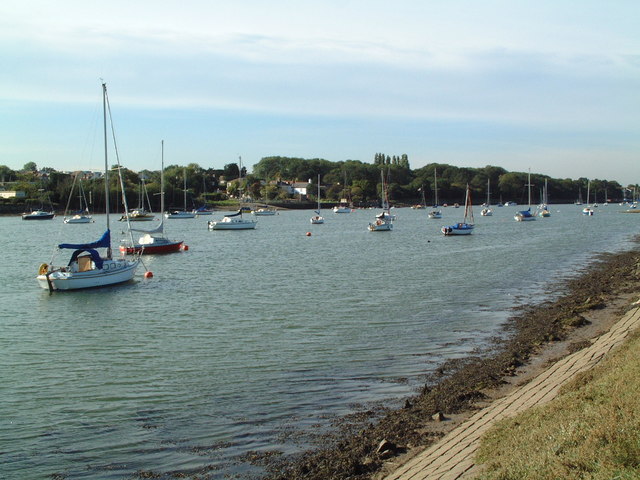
[1,0,638,184]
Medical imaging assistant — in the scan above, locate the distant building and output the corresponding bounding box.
[0,190,26,199]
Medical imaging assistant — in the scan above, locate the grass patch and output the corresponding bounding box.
[475,328,640,480]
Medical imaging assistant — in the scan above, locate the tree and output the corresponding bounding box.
[23,162,37,172]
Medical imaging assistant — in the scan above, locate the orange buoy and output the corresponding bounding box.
[306,232,311,236]
[144,271,154,278]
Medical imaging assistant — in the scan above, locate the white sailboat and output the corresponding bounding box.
[310,174,325,224]
[428,168,442,219]
[166,168,196,219]
[36,82,140,291]
[368,169,393,231]
[539,178,551,217]
[480,179,493,216]
[441,184,474,235]
[208,208,257,230]
[582,180,594,216]
[120,179,155,221]
[63,174,94,224]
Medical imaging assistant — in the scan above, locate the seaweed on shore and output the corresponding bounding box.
[262,241,640,480]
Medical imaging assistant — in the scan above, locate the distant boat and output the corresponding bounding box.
[63,174,93,224]
[333,205,352,213]
[166,168,196,219]
[442,184,474,235]
[515,170,536,222]
[538,179,551,217]
[120,141,185,255]
[193,205,213,216]
[428,169,442,219]
[310,174,325,224]
[368,169,393,231]
[120,179,155,221]
[411,184,427,209]
[253,205,278,216]
[480,179,493,216]
[208,209,257,230]
[582,180,595,216]
[36,82,139,291]
[22,209,54,220]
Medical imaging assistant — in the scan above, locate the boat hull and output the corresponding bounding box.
[36,258,139,291]
[165,211,196,219]
[208,220,257,230]
[368,222,393,231]
[119,241,184,255]
[64,215,93,224]
[22,211,54,220]
[441,224,473,235]
[310,216,325,224]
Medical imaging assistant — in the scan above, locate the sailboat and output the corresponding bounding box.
[514,170,536,221]
[22,193,55,220]
[63,174,94,224]
[411,185,427,209]
[480,179,493,216]
[428,169,442,219]
[165,168,196,219]
[208,208,257,230]
[36,82,140,291]
[441,184,474,235]
[582,180,594,216]
[120,141,186,254]
[310,174,325,224]
[368,169,393,231]
[539,178,551,217]
[120,179,155,221]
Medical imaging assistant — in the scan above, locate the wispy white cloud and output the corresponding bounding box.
[0,1,638,182]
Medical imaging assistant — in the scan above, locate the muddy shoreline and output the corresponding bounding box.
[256,239,640,480]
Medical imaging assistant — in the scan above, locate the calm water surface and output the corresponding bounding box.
[1,205,638,479]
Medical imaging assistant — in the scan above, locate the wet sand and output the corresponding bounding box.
[262,239,640,480]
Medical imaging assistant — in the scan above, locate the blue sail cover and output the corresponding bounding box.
[517,208,534,218]
[58,230,110,250]
[67,248,105,269]
[225,210,243,217]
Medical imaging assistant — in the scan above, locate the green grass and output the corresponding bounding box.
[475,327,640,480]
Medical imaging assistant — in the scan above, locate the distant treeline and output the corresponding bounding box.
[1,156,636,212]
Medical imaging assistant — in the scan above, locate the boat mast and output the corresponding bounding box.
[102,82,112,259]
[434,168,438,206]
[161,141,165,219]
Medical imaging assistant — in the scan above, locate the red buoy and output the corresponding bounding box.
[306,232,311,236]
[182,244,189,251]
[144,271,154,278]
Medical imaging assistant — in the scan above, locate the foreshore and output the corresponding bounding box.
[261,238,640,480]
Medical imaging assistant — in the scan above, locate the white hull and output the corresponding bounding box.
[165,211,196,219]
[333,206,352,213]
[428,210,442,219]
[480,208,493,216]
[441,225,473,235]
[37,258,138,291]
[253,209,277,216]
[514,214,536,221]
[310,216,325,224]
[208,219,257,230]
[64,215,93,224]
[368,221,393,231]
